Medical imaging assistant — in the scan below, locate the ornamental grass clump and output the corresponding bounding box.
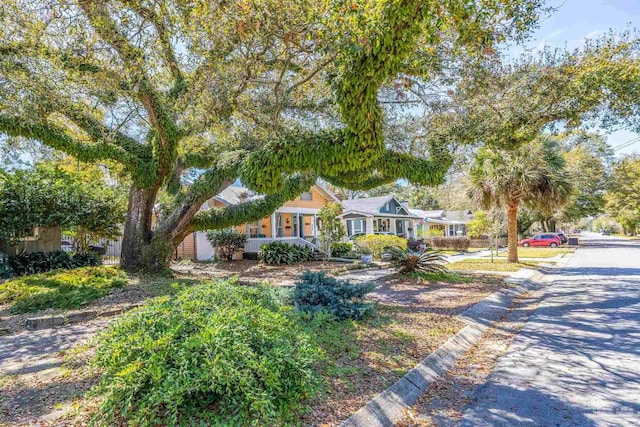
[89,279,319,426]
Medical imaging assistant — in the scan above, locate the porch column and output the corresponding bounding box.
[390,218,397,235]
[271,213,276,238]
[365,217,374,235]
[313,214,317,237]
[423,221,429,238]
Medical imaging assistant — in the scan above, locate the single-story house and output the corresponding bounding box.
[409,209,473,237]
[338,195,419,239]
[186,184,341,260]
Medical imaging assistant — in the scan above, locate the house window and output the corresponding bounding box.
[249,221,260,238]
[276,213,284,237]
[300,192,313,201]
[348,219,365,236]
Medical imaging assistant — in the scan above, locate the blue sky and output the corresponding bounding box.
[517,0,640,157]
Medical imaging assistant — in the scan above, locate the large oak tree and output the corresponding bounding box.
[0,0,547,272]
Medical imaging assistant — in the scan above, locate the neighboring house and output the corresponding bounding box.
[0,226,62,256]
[338,195,419,239]
[410,209,474,237]
[190,184,341,260]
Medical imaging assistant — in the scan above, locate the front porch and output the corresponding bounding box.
[243,207,321,252]
[341,213,416,239]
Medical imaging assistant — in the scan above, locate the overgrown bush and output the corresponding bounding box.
[258,241,314,265]
[8,250,102,276]
[354,234,407,259]
[382,247,447,274]
[429,236,471,251]
[0,266,127,313]
[90,280,319,426]
[330,242,352,257]
[206,229,247,261]
[293,271,377,320]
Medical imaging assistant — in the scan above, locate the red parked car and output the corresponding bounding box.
[519,234,561,248]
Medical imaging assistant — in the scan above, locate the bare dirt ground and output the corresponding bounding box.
[171,259,352,286]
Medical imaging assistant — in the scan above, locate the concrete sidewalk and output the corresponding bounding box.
[459,235,640,426]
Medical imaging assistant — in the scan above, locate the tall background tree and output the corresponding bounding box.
[605,155,640,235]
[0,0,548,272]
[469,137,571,262]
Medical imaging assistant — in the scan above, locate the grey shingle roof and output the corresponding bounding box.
[341,195,393,215]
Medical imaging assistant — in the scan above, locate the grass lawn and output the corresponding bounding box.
[447,258,544,272]
[0,266,128,314]
[495,247,574,258]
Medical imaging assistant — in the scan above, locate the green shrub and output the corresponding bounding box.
[429,236,471,251]
[258,241,313,265]
[330,242,353,257]
[293,271,377,320]
[382,247,447,274]
[8,250,103,276]
[90,280,319,426]
[206,229,247,261]
[0,266,127,313]
[354,234,407,259]
[426,228,445,237]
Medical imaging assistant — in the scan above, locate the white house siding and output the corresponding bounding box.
[195,231,215,261]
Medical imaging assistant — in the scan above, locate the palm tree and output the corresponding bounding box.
[469,137,572,263]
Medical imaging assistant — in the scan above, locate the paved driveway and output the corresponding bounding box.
[460,234,640,426]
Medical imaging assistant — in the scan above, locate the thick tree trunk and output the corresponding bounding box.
[120,185,159,273]
[506,200,519,263]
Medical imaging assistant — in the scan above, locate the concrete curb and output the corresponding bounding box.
[339,272,545,427]
[25,303,143,330]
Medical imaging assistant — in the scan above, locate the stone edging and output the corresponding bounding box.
[339,272,546,427]
[25,303,144,330]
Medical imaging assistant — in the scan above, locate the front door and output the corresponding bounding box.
[396,219,404,236]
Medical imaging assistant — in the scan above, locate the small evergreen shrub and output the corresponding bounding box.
[354,234,407,259]
[293,271,377,320]
[382,247,447,274]
[206,229,247,261]
[429,236,471,251]
[0,266,127,313]
[330,242,352,257]
[258,241,313,265]
[8,250,103,276]
[90,280,319,426]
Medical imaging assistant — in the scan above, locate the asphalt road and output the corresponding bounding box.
[459,233,640,427]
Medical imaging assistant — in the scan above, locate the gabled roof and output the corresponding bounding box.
[210,183,339,207]
[410,208,473,224]
[341,195,415,217]
[410,209,445,219]
[213,186,263,206]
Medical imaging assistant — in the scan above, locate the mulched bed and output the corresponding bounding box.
[0,271,508,427]
[301,273,507,426]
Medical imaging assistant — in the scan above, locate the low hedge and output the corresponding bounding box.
[330,242,353,257]
[90,280,319,426]
[0,266,127,313]
[354,234,407,259]
[258,241,314,265]
[7,250,102,277]
[428,236,471,251]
